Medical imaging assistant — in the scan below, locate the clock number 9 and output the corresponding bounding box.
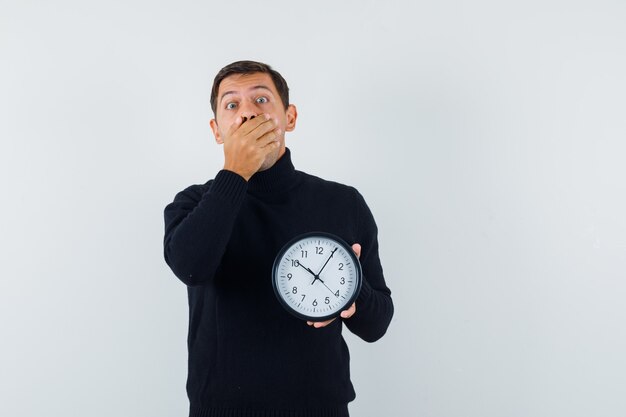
[287,273,292,280]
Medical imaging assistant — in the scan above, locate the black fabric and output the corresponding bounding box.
[163,149,393,417]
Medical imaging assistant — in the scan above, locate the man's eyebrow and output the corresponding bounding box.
[220,85,274,103]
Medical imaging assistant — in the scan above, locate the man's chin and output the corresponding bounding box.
[258,146,284,172]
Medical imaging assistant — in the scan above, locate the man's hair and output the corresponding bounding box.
[210,60,290,115]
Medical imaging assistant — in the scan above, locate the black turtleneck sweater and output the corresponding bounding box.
[163,149,393,417]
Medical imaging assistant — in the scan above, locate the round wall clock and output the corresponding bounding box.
[272,232,362,321]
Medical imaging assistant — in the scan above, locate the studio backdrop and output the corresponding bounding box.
[1,1,625,416]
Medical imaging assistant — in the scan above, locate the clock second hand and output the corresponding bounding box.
[318,279,338,297]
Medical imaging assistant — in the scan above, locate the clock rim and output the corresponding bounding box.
[272,231,363,322]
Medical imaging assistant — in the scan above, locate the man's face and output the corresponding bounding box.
[210,72,297,172]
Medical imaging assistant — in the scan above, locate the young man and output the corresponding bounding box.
[163,61,393,417]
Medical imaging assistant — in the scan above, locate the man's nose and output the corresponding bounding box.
[239,101,259,122]
[240,112,257,124]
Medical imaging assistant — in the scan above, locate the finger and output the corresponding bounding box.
[250,118,279,141]
[340,302,356,319]
[313,318,336,328]
[257,128,282,148]
[225,113,270,139]
[239,113,276,138]
[352,243,361,259]
[306,318,335,328]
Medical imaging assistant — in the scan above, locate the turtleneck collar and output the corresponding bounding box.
[247,147,299,194]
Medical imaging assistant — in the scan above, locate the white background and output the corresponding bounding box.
[1,1,625,416]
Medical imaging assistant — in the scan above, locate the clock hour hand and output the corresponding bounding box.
[316,247,337,277]
[297,261,329,286]
[296,262,317,279]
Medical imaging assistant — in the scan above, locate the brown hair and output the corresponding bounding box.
[210,60,290,115]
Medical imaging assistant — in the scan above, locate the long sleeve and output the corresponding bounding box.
[163,170,248,287]
[343,190,394,342]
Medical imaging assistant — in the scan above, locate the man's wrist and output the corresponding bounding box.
[223,165,251,181]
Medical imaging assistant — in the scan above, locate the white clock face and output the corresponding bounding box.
[272,233,362,321]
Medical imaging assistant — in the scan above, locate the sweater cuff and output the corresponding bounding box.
[206,169,248,204]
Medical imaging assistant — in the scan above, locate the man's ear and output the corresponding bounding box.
[285,104,298,132]
[210,119,223,144]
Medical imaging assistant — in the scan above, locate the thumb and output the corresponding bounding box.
[351,243,361,259]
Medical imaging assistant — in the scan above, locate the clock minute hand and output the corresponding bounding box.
[316,247,338,277]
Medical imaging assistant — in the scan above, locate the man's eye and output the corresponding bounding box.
[226,103,237,110]
[256,97,268,104]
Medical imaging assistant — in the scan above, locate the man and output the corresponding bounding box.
[163,60,393,417]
